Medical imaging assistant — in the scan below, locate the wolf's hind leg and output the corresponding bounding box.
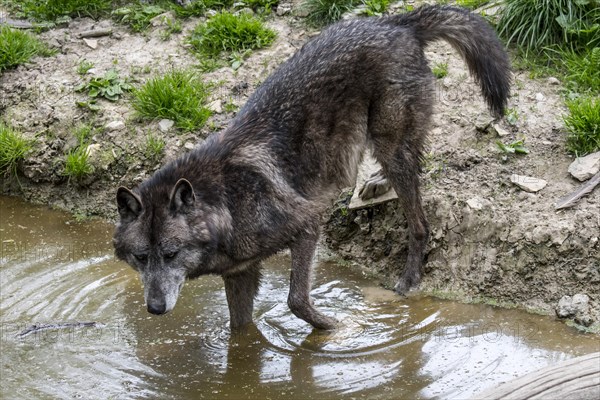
[223,262,262,329]
[359,169,392,200]
[288,235,337,330]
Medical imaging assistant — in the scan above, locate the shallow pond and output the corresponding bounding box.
[1,196,598,399]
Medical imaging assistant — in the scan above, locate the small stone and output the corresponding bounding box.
[82,38,98,49]
[207,100,223,114]
[85,143,101,159]
[490,123,510,137]
[535,92,545,102]
[158,119,175,133]
[510,174,547,193]
[547,77,560,85]
[150,12,175,27]
[567,151,600,182]
[276,4,293,16]
[105,120,125,132]
[184,142,195,150]
[466,197,484,210]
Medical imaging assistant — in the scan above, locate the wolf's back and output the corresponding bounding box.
[393,6,511,118]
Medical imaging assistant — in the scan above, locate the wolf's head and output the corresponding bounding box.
[113,178,220,315]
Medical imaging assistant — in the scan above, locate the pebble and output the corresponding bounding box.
[567,151,600,182]
[158,119,175,133]
[510,174,547,193]
[207,100,223,114]
[105,120,125,132]
[184,142,195,150]
[547,77,560,85]
[82,38,98,49]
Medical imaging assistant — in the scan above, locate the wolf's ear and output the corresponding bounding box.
[116,187,142,222]
[170,178,195,213]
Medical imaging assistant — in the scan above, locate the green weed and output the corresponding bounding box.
[432,62,448,79]
[160,18,183,41]
[64,146,94,180]
[496,139,529,155]
[360,0,389,16]
[0,122,33,177]
[132,69,212,131]
[1,0,112,22]
[243,0,279,13]
[302,0,361,27]
[145,133,166,161]
[0,25,53,71]
[75,68,133,101]
[563,47,600,93]
[77,59,94,75]
[188,11,276,58]
[564,96,600,155]
[505,108,519,126]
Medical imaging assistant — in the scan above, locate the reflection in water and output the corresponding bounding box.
[1,196,598,399]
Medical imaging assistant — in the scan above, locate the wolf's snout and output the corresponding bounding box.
[147,300,167,315]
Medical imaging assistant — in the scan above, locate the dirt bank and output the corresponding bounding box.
[1,3,598,330]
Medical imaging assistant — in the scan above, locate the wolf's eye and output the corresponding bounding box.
[164,251,178,260]
[134,253,148,263]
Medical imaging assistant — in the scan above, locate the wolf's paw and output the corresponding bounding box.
[359,170,391,200]
[394,274,421,296]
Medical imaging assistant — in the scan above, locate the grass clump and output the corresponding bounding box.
[145,133,166,161]
[132,69,213,131]
[432,62,448,79]
[63,124,95,181]
[360,0,389,16]
[112,3,167,32]
[302,0,361,27]
[0,122,33,177]
[189,11,276,58]
[497,0,599,52]
[0,26,53,71]
[564,96,600,156]
[1,0,112,22]
[77,59,95,75]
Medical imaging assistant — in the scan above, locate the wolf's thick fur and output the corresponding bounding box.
[114,6,510,330]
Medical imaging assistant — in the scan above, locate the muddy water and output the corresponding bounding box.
[1,196,598,400]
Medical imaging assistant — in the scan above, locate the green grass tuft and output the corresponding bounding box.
[1,0,112,22]
[0,25,53,71]
[64,146,94,180]
[564,96,600,156]
[76,59,95,75]
[132,69,213,131]
[302,0,361,27]
[189,11,276,58]
[145,133,166,161]
[432,62,448,79]
[0,122,33,177]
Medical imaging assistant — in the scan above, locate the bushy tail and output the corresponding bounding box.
[394,5,511,118]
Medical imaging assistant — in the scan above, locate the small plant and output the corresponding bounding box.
[0,122,33,176]
[360,0,389,17]
[563,47,600,93]
[160,18,183,41]
[432,62,448,79]
[456,0,488,9]
[505,108,519,126]
[0,25,53,71]
[188,11,276,58]
[77,59,94,75]
[244,0,279,12]
[64,146,94,180]
[564,96,600,156]
[75,68,133,101]
[112,3,166,32]
[145,133,166,161]
[496,139,529,155]
[302,0,361,27]
[132,69,213,131]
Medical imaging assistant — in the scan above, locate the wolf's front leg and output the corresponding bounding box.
[223,263,262,329]
[288,235,337,330]
[359,169,392,200]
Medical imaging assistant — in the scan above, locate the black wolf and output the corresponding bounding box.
[113,6,510,330]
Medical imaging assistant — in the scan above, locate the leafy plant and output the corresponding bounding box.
[77,59,94,75]
[112,3,166,32]
[132,69,213,131]
[0,122,33,176]
[505,108,519,126]
[188,11,276,58]
[160,17,183,41]
[432,62,448,79]
[75,68,133,101]
[564,96,600,155]
[360,0,389,17]
[563,47,600,93]
[496,139,529,155]
[64,146,94,180]
[302,0,361,27]
[0,25,53,71]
